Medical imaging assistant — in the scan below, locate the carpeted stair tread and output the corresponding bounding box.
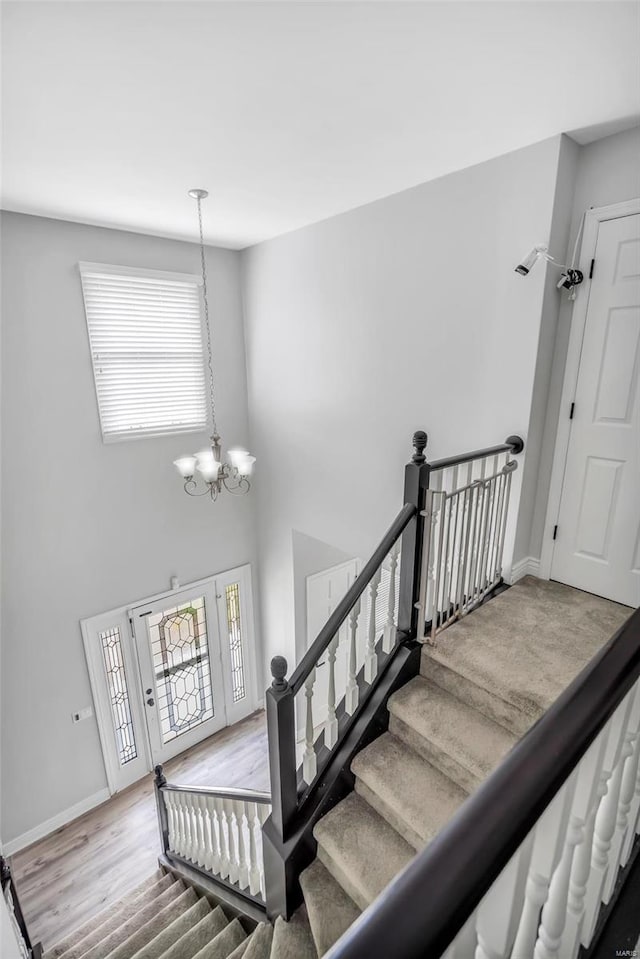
[388,675,517,792]
[271,907,316,959]
[157,908,229,959]
[299,859,360,957]
[82,886,196,959]
[128,897,211,959]
[224,938,251,959]
[189,918,246,959]
[238,923,273,959]
[47,873,170,959]
[352,732,467,850]
[421,576,630,735]
[313,792,414,910]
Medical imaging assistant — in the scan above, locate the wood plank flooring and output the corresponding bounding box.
[10,710,269,951]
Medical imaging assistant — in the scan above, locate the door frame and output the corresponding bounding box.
[539,198,640,582]
[81,565,259,795]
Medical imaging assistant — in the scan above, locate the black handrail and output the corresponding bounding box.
[289,502,417,694]
[326,604,640,959]
[428,434,524,473]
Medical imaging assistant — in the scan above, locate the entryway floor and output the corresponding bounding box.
[10,710,269,950]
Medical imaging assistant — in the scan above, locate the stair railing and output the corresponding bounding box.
[418,435,524,644]
[324,604,640,959]
[154,766,271,912]
[263,429,525,918]
[1,856,41,959]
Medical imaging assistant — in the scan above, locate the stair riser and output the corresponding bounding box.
[353,778,424,852]
[422,659,531,737]
[388,713,481,795]
[315,846,370,913]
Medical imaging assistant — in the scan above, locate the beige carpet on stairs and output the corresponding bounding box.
[44,578,632,959]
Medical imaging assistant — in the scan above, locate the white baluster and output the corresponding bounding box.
[195,794,207,867]
[247,803,261,896]
[383,544,400,653]
[558,725,610,959]
[475,838,532,959]
[236,801,250,890]
[176,793,192,859]
[365,567,382,683]
[303,668,317,784]
[325,635,339,749]
[174,793,186,856]
[534,816,583,959]
[205,795,221,873]
[581,690,635,947]
[256,803,270,898]
[621,729,640,867]
[225,798,240,884]
[345,599,361,715]
[216,796,231,879]
[511,784,574,959]
[604,680,640,897]
[165,792,177,853]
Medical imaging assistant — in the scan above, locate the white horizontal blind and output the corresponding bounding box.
[79,262,208,441]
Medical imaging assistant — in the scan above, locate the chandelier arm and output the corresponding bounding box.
[184,479,216,498]
[221,473,251,496]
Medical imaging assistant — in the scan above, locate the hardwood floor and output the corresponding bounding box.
[10,711,269,951]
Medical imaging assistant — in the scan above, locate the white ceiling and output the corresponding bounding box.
[2,2,639,249]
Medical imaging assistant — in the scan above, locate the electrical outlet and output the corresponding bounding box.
[72,706,93,723]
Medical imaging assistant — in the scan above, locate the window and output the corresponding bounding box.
[79,262,208,441]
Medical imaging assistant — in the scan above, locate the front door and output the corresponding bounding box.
[130,584,227,764]
[551,211,640,606]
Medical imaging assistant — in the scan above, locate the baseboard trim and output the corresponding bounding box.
[4,787,111,856]
[508,557,542,584]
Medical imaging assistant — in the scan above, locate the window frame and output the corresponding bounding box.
[78,261,209,443]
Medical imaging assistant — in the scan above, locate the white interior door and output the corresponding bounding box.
[131,583,227,765]
[551,211,640,607]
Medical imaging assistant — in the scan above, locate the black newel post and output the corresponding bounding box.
[263,655,300,919]
[154,764,170,854]
[398,430,431,638]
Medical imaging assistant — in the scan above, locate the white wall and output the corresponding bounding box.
[0,213,256,847]
[528,125,640,562]
[242,136,562,678]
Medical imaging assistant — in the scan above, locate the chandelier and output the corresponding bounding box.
[173,189,255,500]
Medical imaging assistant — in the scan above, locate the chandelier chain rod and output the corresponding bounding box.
[196,194,219,438]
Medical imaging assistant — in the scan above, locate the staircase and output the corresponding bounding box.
[43,576,631,959]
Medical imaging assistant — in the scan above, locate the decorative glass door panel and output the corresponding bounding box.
[131,585,226,764]
[214,566,257,726]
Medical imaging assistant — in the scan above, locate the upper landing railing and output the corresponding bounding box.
[154,766,272,913]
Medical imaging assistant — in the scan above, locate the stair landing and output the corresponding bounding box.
[423,575,632,735]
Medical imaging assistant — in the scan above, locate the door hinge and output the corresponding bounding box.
[589,259,595,279]
[569,402,575,420]
[553,525,558,541]
[128,616,134,637]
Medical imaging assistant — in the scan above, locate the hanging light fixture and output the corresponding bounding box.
[174,189,255,500]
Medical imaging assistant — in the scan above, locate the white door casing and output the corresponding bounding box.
[544,202,640,607]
